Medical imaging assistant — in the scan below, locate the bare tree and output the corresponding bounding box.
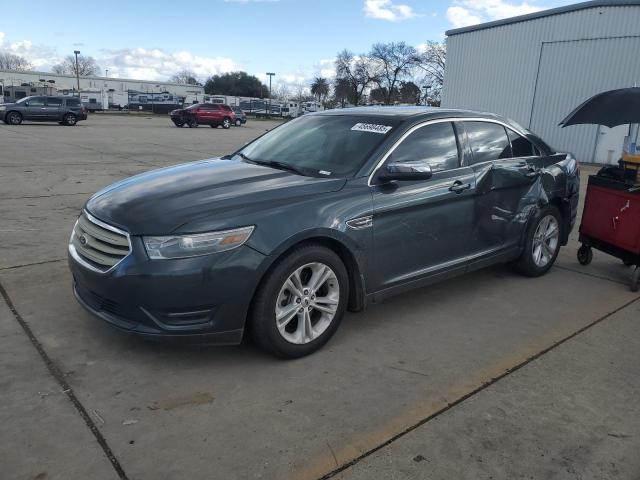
[273,82,291,101]
[51,55,99,76]
[335,49,378,106]
[0,53,32,71]
[170,70,201,85]
[370,42,418,105]
[416,41,446,104]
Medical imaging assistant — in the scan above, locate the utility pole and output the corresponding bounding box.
[266,72,275,117]
[74,50,81,96]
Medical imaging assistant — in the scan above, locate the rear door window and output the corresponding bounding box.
[464,121,511,164]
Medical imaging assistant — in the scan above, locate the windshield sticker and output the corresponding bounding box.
[351,123,392,134]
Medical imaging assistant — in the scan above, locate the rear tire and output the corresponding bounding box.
[514,205,562,277]
[250,244,349,358]
[6,111,23,125]
[63,113,77,126]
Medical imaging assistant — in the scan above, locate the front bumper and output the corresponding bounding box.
[69,237,267,343]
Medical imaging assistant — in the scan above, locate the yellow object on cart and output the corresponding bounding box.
[622,153,640,183]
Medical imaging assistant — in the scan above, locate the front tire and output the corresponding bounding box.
[6,111,23,125]
[235,119,242,126]
[250,244,349,358]
[187,118,197,128]
[514,205,562,277]
[222,117,231,129]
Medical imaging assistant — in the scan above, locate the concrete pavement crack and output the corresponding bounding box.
[316,294,640,480]
[0,281,129,480]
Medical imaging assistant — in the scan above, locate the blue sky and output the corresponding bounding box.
[0,0,575,88]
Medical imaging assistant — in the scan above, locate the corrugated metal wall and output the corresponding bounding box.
[442,5,640,161]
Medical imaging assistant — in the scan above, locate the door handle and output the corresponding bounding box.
[449,181,471,194]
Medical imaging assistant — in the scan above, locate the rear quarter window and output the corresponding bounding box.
[66,98,81,107]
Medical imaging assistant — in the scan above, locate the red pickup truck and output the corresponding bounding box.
[170,103,236,129]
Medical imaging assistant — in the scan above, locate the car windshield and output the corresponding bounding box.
[186,104,199,110]
[235,115,399,177]
[15,97,29,104]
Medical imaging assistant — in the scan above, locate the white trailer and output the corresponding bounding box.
[80,90,109,111]
[108,91,128,110]
[282,101,300,118]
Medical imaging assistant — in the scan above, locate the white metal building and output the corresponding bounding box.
[442,0,640,164]
[0,69,204,100]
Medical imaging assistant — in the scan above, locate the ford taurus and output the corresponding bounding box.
[68,107,580,358]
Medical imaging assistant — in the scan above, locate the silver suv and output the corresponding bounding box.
[1,96,88,126]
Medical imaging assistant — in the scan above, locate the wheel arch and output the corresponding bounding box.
[5,110,22,122]
[249,233,367,322]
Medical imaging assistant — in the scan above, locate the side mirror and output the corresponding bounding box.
[379,159,433,182]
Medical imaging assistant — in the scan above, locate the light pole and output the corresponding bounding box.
[422,85,431,106]
[74,50,81,96]
[266,72,275,117]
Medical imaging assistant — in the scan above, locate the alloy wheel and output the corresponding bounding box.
[275,262,340,344]
[532,214,559,267]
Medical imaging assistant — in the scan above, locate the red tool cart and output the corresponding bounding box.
[577,172,640,291]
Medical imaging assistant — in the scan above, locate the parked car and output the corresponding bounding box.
[169,103,236,129]
[231,107,247,126]
[69,107,580,358]
[1,96,88,126]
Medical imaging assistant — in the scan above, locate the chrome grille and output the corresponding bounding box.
[70,212,130,272]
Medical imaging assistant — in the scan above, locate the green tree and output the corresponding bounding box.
[399,81,421,104]
[310,77,330,103]
[204,71,268,97]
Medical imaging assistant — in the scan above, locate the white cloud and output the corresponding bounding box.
[446,5,484,27]
[223,0,279,2]
[364,0,419,22]
[0,35,62,69]
[99,47,238,81]
[446,0,542,28]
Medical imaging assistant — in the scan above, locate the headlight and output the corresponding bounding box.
[143,226,254,259]
[0,106,6,111]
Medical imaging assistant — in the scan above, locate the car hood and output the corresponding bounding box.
[85,158,347,235]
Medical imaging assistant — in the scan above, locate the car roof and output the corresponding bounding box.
[312,106,505,121]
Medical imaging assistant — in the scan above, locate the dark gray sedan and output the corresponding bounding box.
[1,95,88,126]
[68,107,580,358]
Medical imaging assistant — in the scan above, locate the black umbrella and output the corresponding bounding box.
[560,87,640,128]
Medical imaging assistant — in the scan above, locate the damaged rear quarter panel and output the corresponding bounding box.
[473,153,574,251]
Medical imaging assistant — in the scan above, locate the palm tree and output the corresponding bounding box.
[310,77,330,103]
